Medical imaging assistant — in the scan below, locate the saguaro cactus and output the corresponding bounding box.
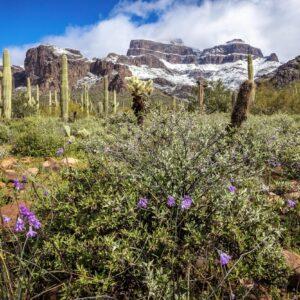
[2,49,12,119]
[127,77,153,125]
[247,54,254,82]
[113,90,119,114]
[103,75,109,116]
[197,79,205,114]
[36,85,40,111]
[172,96,177,111]
[0,71,2,116]
[54,90,58,108]
[27,77,32,104]
[60,54,69,121]
[84,84,90,116]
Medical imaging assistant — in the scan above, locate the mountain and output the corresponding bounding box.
[11,39,283,98]
[257,55,300,87]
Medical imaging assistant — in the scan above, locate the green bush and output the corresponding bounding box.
[30,111,294,299]
[11,117,66,157]
[0,122,10,143]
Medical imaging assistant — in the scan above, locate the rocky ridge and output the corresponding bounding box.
[9,39,287,98]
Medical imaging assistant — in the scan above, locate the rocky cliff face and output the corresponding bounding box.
[24,45,90,91]
[257,56,300,87]
[11,39,285,99]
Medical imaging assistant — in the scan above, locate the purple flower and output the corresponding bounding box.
[15,217,25,232]
[2,215,11,223]
[181,195,192,210]
[22,175,27,183]
[19,205,31,218]
[28,214,41,229]
[287,199,296,208]
[43,190,50,197]
[26,226,37,238]
[13,179,24,191]
[228,185,236,193]
[220,252,232,266]
[230,178,235,183]
[56,148,64,156]
[19,205,41,229]
[167,196,176,207]
[137,198,148,209]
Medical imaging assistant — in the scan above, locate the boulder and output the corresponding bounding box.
[0,157,17,169]
[283,250,300,290]
[61,157,79,167]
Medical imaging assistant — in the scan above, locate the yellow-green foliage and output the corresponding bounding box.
[253,81,300,114]
[127,76,153,97]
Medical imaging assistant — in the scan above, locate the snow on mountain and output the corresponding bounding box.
[127,57,281,92]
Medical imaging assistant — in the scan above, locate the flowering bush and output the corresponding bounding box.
[29,111,298,299]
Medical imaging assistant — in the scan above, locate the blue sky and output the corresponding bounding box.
[0,0,119,50]
[1,0,299,65]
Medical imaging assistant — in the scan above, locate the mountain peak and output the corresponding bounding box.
[226,39,245,44]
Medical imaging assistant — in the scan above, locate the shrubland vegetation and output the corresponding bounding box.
[0,51,299,299]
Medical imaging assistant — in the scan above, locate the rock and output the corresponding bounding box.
[0,157,17,169]
[23,167,39,177]
[61,157,79,167]
[20,157,33,164]
[24,45,91,91]
[3,169,18,181]
[258,56,300,88]
[42,158,60,171]
[283,250,300,290]
[0,182,6,189]
[0,201,29,228]
[284,192,300,200]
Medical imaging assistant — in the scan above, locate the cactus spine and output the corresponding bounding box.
[247,54,254,82]
[103,75,109,116]
[2,49,12,119]
[113,90,119,114]
[60,54,69,121]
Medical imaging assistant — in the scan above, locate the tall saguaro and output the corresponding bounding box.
[197,80,205,114]
[247,54,254,82]
[2,49,12,119]
[60,54,69,122]
[0,71,3,116]
[103,75,109,117]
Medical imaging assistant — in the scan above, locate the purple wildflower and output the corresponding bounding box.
[56,148,64,156]
[28,214,41,229]
[137,198,148,209]
[22,175,27,183]
[230,178,235,183]
[13,179,24,191]
[228,185,236,193]
[26,226,37,238]
[287,199,296,208]
[43,190,50,197]
[167,196,176,207]
[2,215,11,223]
[19,205,41,229]
[15,217,25,232]
[220,252,232,266]
[181,195,192,210]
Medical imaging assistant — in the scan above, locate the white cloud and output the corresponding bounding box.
[4,0,300,66]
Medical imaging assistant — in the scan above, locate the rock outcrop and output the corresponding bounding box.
[24,45,91,90]
[257,56,300,87]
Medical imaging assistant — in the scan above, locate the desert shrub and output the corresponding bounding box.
[28,111,292,299]
[0,122,11,143]
[11,117,67,157]
[253,81,300,115]
[12,90,38,118]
